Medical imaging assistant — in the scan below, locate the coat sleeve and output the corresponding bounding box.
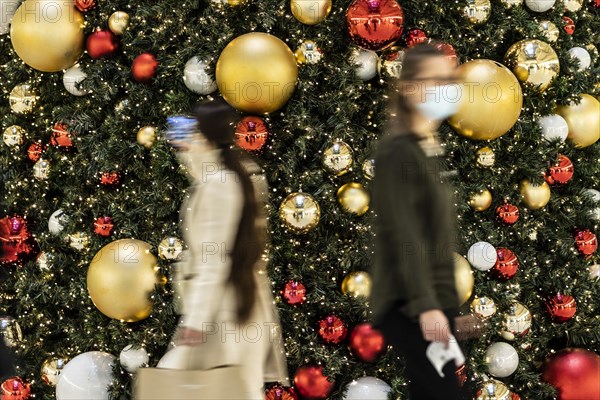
[179,174,243,332]
[377,143,442,318]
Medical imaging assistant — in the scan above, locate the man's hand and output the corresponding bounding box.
[175,327,205,346]
[419,309,451,347]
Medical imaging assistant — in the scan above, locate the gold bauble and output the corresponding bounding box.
[3,125,26,146]
[10,0,84,72]
[158,237,184,260]
[33,158,50,180]
[362,158,375,180]
[564,0,582,11]
[137,126,156,149]
[211,0,247,5]
[87,239,159,322]
[337,182,370,216]
[501,301,532,341]
[538,21,559,43]
[108,11,130,36]
[378,46,405,80]
[322,141,353,176]
[341,271,372,298]
[448,60,522,140]
[295,40,324,65]
[501,0,524,6]
[216,33,298,114]
[291,0,332,25]
[41,358,67,386]
[463,0,491,25]
[279,192,321,233]
[504,39,559,92]
[9,84,37,114]
[519,179,551,210]
[0,316,22,347]
[470,296,497,319]
[68,232,90,251]
[469,189,493,211]
[555,94,600,148]
[476,146,495,168]
[454,253,474,306]
[476,380,511,400]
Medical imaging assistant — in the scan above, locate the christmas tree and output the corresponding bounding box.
[1,0,599,399]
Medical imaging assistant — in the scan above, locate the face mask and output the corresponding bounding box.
[414,84,462,121]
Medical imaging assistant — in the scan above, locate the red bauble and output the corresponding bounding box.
[432,41,458,65]
[542,348,600,400]
[0,377,31,399]
[74,0,96,12]
[545,293,577,323]
[348,323,386,362]
[50,122,73,149]
[491,248,518,280]
[132,53,158,83]
[93,216,114,237]
[545,154,574,185]
[86,30,119,59]
[235,116,269,152]
[405,28,428,48]
[346,0,404,51]
[100,171,121,186]
[562,16,575,35]
[27,143,43,162]
[595,0,600,8]
[293,365,334,400]
[317,315,348,345]
[282,280,307,305]
[496,203,519,225]
[0,216,36,265]
[265,385,298,400]
[574,229,598,257]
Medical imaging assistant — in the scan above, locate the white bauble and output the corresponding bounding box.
[584,189,600,221]
[350,49,378,81]
[0,0,19,35]
[63,64,88,96]
[183,56,217,95]
[524,0,556,12]
[538,114,568,142]
[467,241,497,271]
[343,377,391,400]
[484,342,519,378]
[567,47,591,71]
[48,209,67,234]
[56,351,115,400]
[120,345,149,373]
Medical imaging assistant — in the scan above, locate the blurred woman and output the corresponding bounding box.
[159,100,288,398]
[370,44,464,400]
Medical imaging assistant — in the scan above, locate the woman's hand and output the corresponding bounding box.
[419,309,451,346]
[175,327,205,346]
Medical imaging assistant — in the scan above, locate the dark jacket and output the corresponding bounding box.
[371,133,459,325]
[0,336,14,380]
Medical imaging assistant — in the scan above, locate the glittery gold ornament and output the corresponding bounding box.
[463,0,491,25]
[476,147,495,168]
[108,11,130,35]
[504,39,560,92]
[295,40,324,64]
[337,183,370,216]
[3,125,26,146]
[137,126,156,149]
[33,158,50,180]
[501,0,524,6]
[469,189,492,211]
[538,21,559,43]
[41,358,68,386]
[454,253,474,305]
[378,46,405,79]
[470,296,497,319]
[9,84,37,114]
[291,0,332,25]
[501,301,532,341]
[279,192,321,233]
[68,232,90,251]
[564,0,582,11]
[555,94,600,148]
[322,141,353,176]
[362,158,375,180]
[158,237,184,260]
[341,271,372,298]
[476,380,512,400]
[0,316,22,347]
[519,179,551,210]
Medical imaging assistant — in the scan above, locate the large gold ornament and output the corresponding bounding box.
[10,0,84,72]
[291,0,332,25]
[87,239,159,322]
[555,94,600,148]
[337,183,370,216]
[108,11,130,36]
[322,141,354,176]
[519,179,551,210]
[279,192,321,233]
[469,189,493,211]
[137,126,156,149]
[216,33,298,114]
[448,60,522,140]
[471,296,497,319]
[500,301,532,341]
[9,84,37,114]
[463,0,491,25]
[538,21,559,43]
[454,253,474,305]
[504,39,559,92]
[341,271,372,298]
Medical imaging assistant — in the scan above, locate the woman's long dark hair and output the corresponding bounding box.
[389,43,445,134]
[192,99,262,323]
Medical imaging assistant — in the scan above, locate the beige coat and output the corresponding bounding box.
[159,148,289,397]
